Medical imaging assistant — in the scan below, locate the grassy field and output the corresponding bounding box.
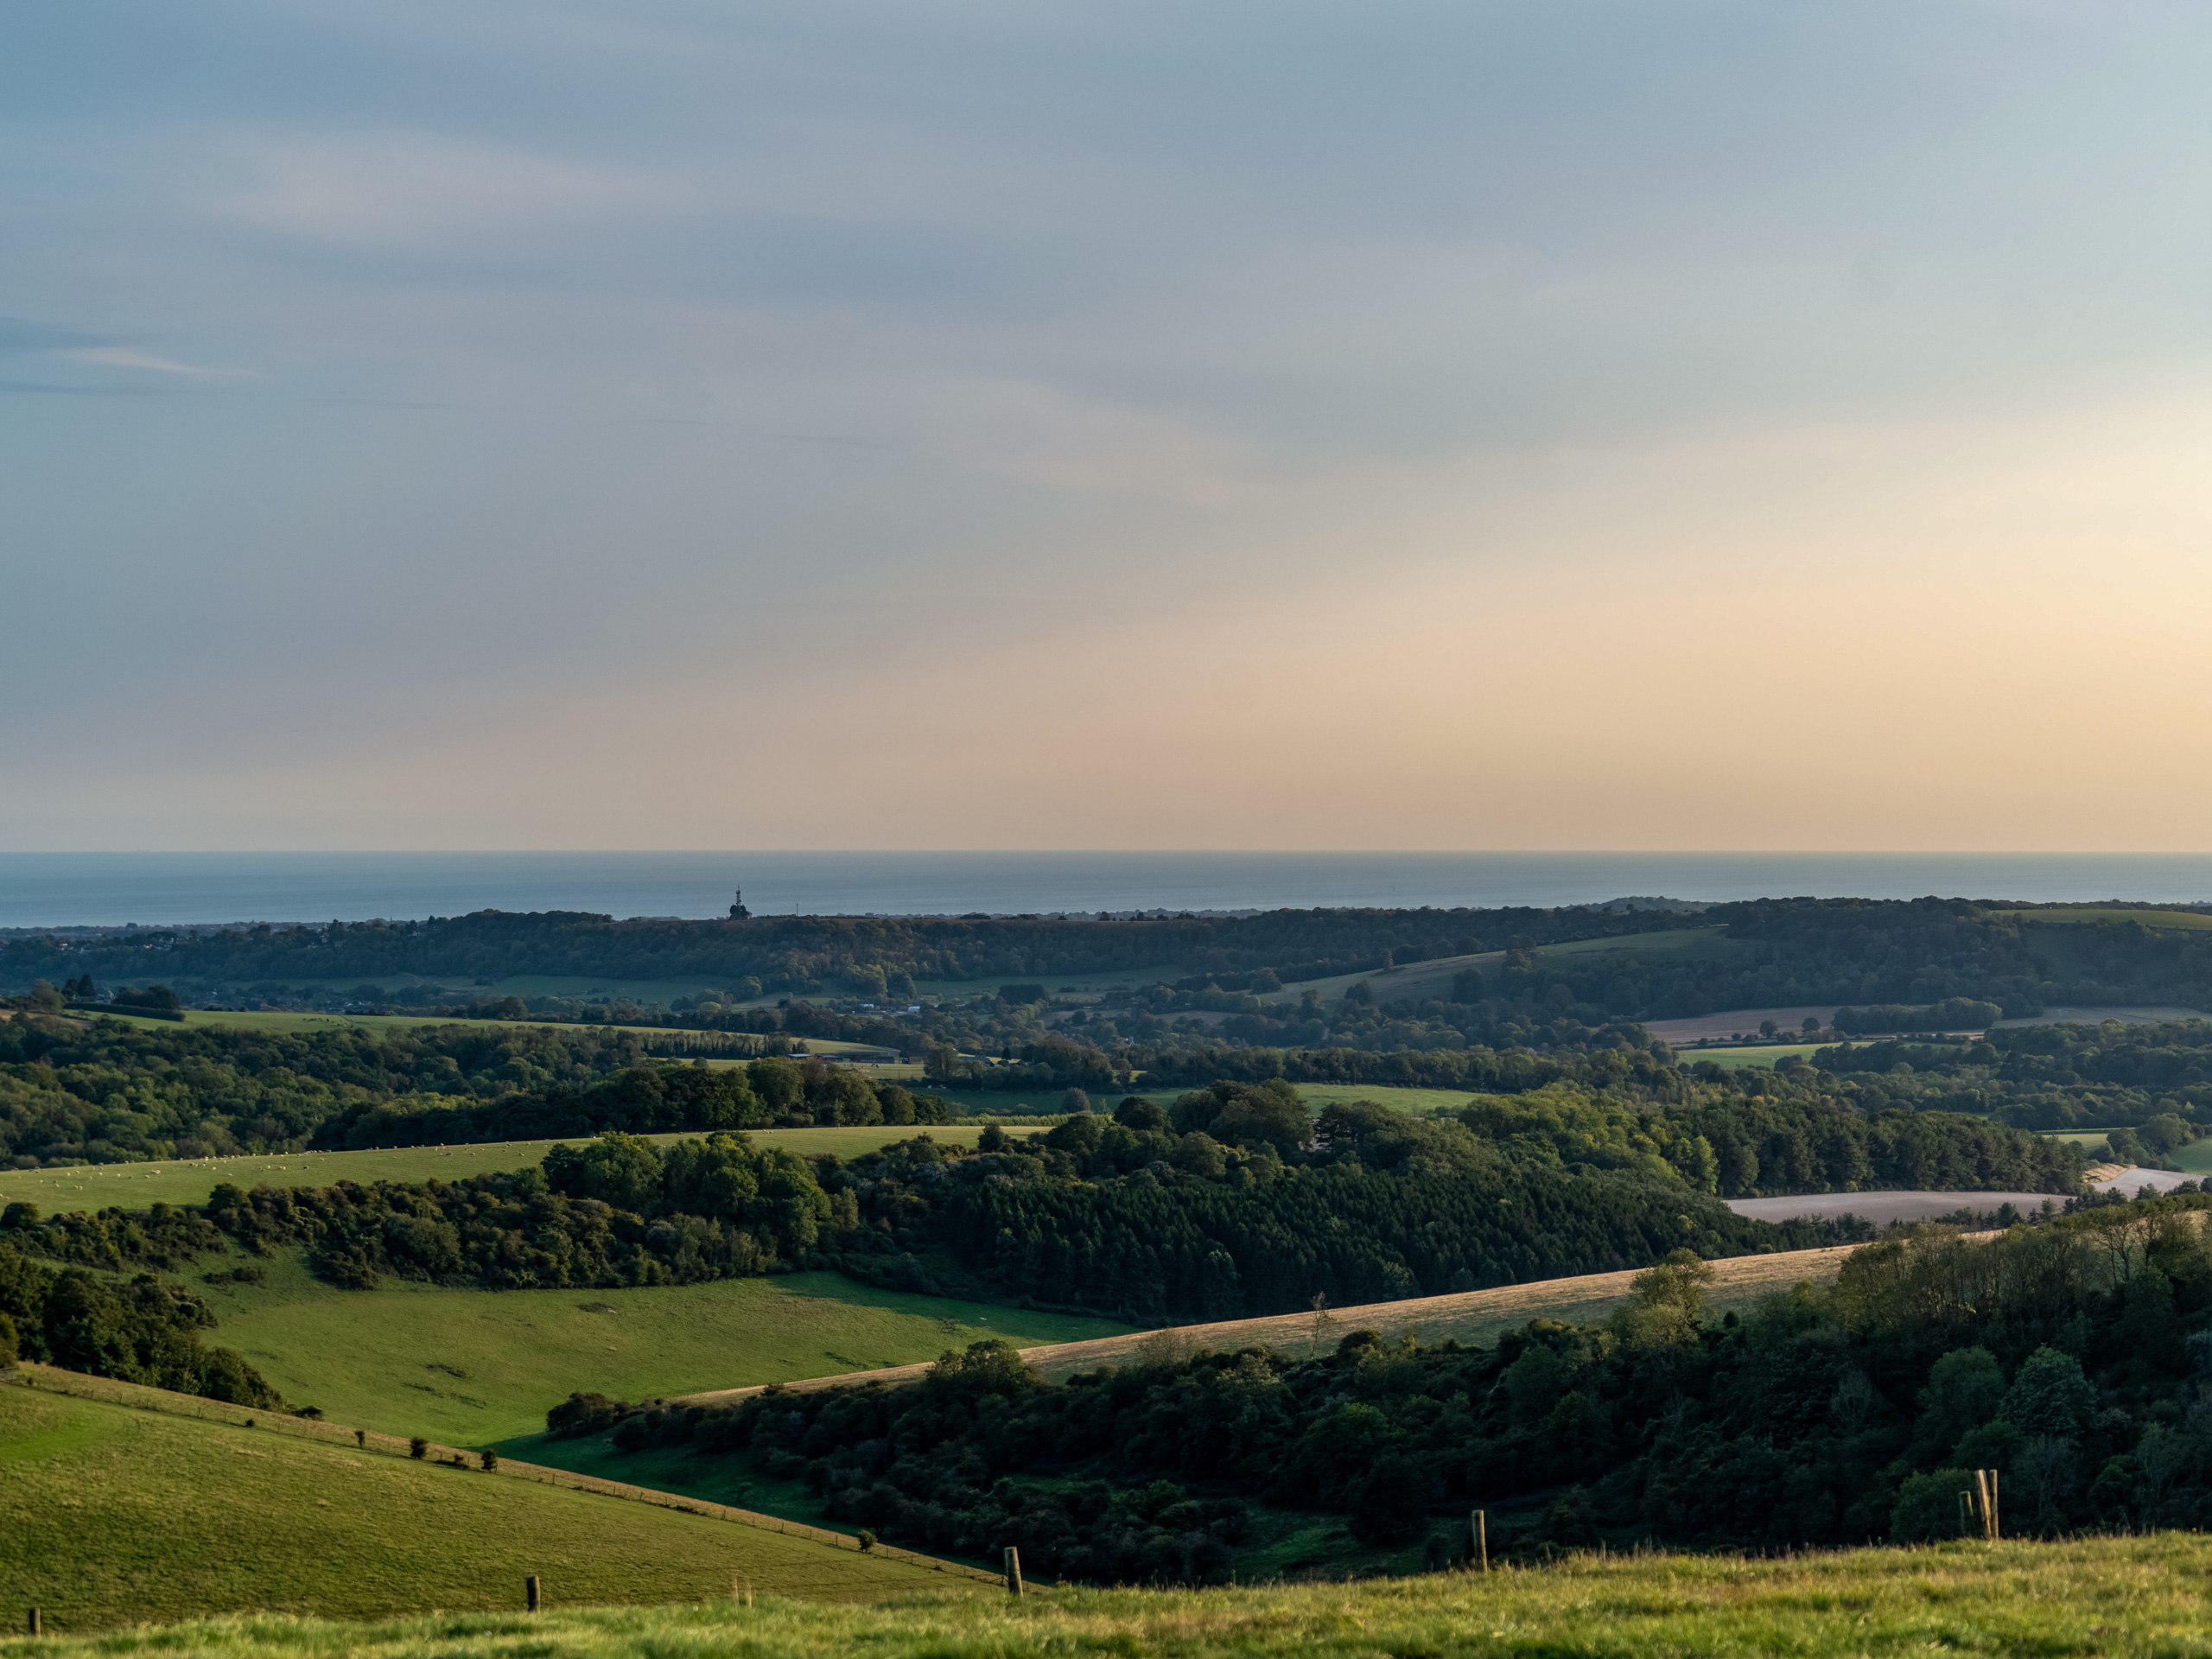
[1677,1043,1827,1071]
[1261,925,1737,1007]
[669,1241,1863,1405]
[919,1083,1475,1118]
[2015,906,2212,931]
[11,1534,2210,1657]
[0,1382,968,1634]
[77,1007,897,1057]
[190,1251,1127,1446]
[0,1126,988,1214]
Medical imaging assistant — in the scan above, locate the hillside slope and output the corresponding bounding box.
[0,1375,976,1633]
[678,1238,1863,1402]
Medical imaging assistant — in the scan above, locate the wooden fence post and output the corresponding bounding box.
[1473,1510,1488,1573]
[1003,1546,1024,1597]
[1988,1469,2000,1541]
[526,1575,541,1611]
[1972,1471,1993,1542]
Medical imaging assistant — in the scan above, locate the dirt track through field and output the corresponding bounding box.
[677,1242,1864,1405]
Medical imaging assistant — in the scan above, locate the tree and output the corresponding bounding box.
[1914,1347,2005,1460]
[1062,1087,1092,1115]
[544,1131,664,1211]
[2003,1346,2095,1440]
[1612,1249,1713,1345]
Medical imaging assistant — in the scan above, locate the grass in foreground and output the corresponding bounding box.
[0,1126,987,1213]
[0,1384,962,1634]
[194,1249,1127,1444]
[8,1535,2212,1656]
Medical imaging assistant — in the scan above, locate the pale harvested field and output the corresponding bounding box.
[677,1242,1862,1404]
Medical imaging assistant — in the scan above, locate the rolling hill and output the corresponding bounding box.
[0,1370,978,1634]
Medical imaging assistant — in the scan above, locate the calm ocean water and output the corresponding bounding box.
[3,851,2211,929]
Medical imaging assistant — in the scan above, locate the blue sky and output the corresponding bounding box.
[6,2,2211,849]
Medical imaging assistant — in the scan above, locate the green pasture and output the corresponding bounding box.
[11,1531,2212,1657]
[72,1005,894,1056]
[917,1083,1471,1118]
[0,1126,986,1213]
[1677,1043,1827,1071]
[2038,1130,2212,1173]
[2014,906,2212,931]
[2170,1141,2212,1174]
[81,1007,608,1038]
[193,1250,1126,1446]
[0,1383,960,1634]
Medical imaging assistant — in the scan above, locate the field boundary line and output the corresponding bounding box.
[0,1363,1007,1588]
[677,1238,1878,1405]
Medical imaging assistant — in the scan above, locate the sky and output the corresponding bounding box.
[4,0,2210,853]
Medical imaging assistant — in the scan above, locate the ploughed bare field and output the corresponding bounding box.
[677,1243,1864,1406]
[1726,1191,2064,1225]
[1726,1168,2193,1225]
[1643,1006,1839,1044]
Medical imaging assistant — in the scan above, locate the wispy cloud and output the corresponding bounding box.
[215,131,686,251]
[67,347,263,380]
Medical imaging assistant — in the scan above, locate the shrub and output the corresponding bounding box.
[410,1436,428,1459]
[481,1449,499,1472]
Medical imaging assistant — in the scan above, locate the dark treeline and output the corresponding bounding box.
[308,1056,960,1151]
[583,1196,2212,1582]
[0,1243,279,1406]
[0,1013,678,1166]
[1833,999,2005,1035]
[0,905,1688,1000]
[15,897,2212,1017]
[1452,1086,2081,1198]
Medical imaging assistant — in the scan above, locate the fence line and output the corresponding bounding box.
[1,1363,1006,1588]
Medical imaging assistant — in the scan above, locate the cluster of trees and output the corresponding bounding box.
[0,1014,711,1167]
[1833,1000,2004,1035]
[3,1094,1849,1310]
[3,1051,2083,1317]
[0,1242,278,1405]
[585,1194,2212,1579]
[1800,1019,2212,1163]
[0,1132,841,1292]
[1456,1084,2084,1198]
[309,1057,958,1150]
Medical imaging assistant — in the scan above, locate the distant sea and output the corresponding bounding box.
[3,851,2211,931]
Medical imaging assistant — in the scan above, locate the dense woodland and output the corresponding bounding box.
[580,1196,2212,1581]
[0,1243,278,1406]
[1808,1019,2212,1166]
[0,1071,2075,1320]
[13,899,2212,1023]
[0,1015,684,1167]
[0,905,1688,998]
